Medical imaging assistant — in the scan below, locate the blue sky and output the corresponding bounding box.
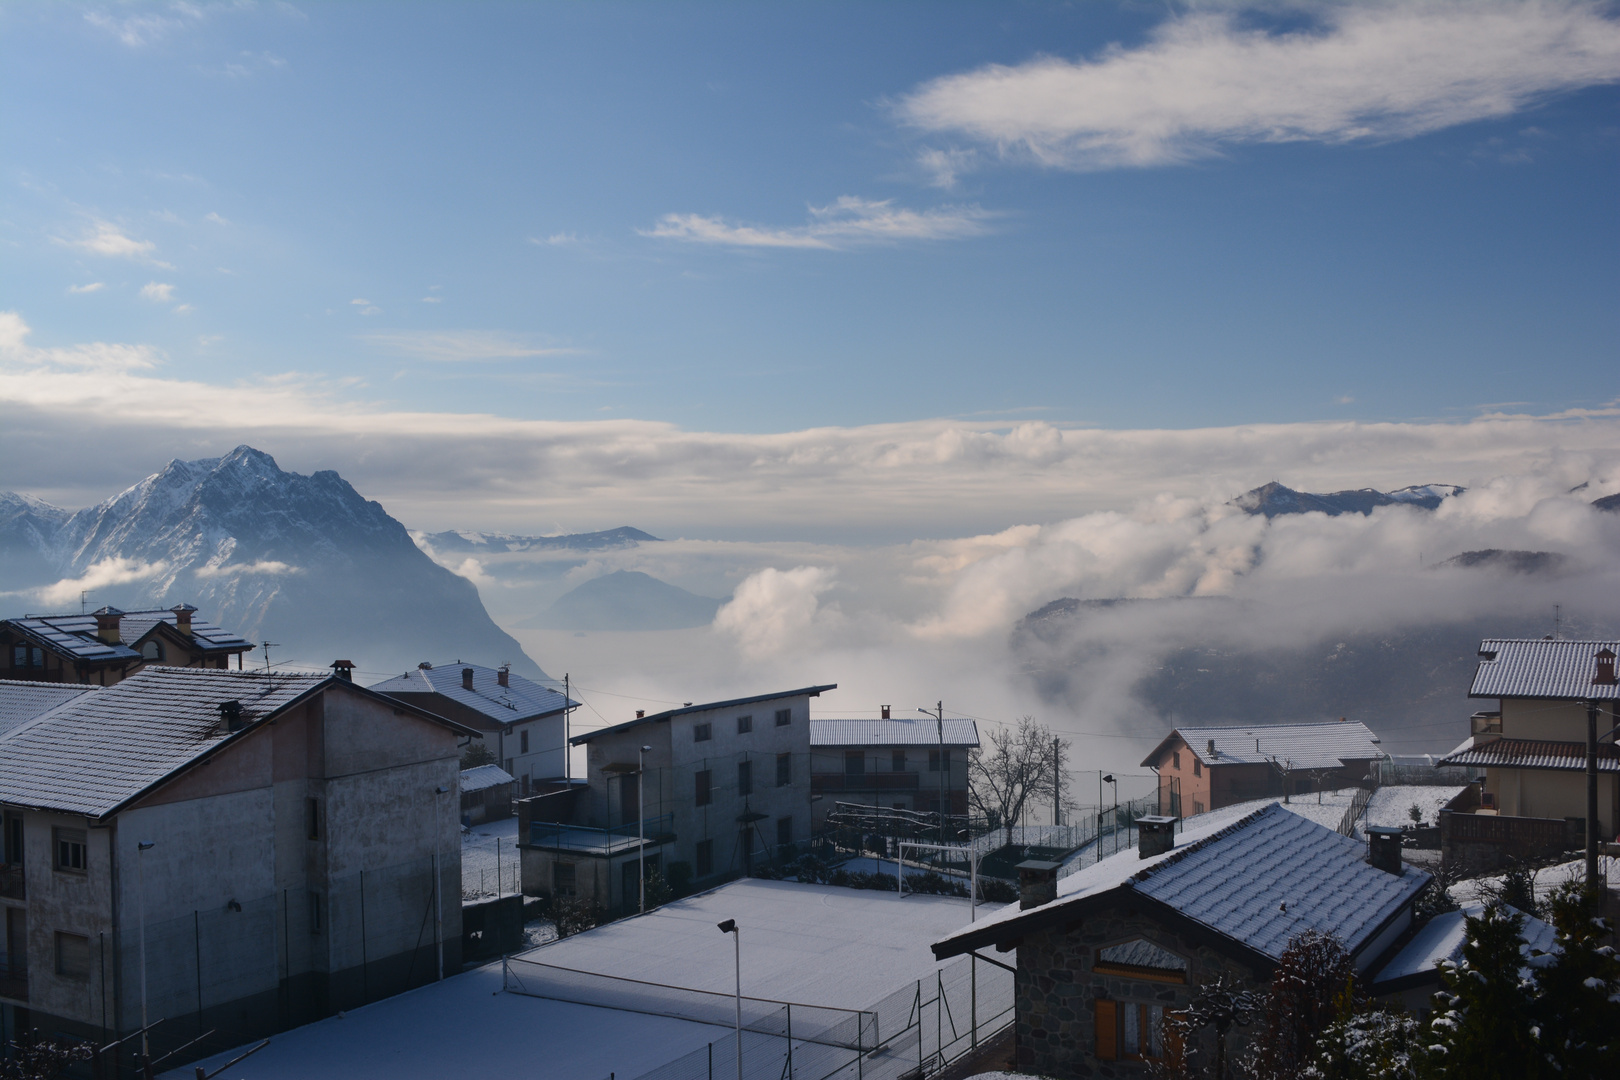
[4,0,1618,440]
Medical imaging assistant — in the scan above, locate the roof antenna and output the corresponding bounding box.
[81,590,89,614]
[260,641,279,672]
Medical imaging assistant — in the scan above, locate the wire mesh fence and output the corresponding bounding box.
[461,831,521,900]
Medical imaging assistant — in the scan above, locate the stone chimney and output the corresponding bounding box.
[1137,815,1178,859]
[329,660,354,683]
[1366,825,1404,875]
[497,664,510,688]
[462,667,475,691]
[218,699,244,732]
[418,661,433,670]
[636,709,645,719]
[1017,859,1061,909]
[1593,648,1617,686]
[881,705,891,719]
[92,605,124,644]
[1206,738,1216,758]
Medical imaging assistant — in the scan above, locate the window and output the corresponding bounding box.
[736,715,752,734]
[776,753,792,787]
[1193,758,1201,777]
[928,749,942,772]
[695,769,712,807]
[1172,750,1180,770]
[695,839,714,877]
[554,863,576,897]
[308,891,323,935]
[3,813,21,866]
[693,723,712,743]
[844,751,864,775]
[776,817,792,848]
[1192,800,1205,815]
[891,750,906,772]
[520,729,530,754]
[9,645,22,669]
[1094,1000,1166,1061]
[53,829,86,874]
[54,932,90,980]
[140,640,163,661]
[738,827,754,859]
[737,760,752,797]
[774,708,791,727]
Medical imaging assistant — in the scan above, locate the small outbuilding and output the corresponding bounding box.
[461,763,517,823]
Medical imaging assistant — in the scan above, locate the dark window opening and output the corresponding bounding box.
[54,932,90,980]
[891,750,906,772]
[554,863,577,897]
[738,760,752,797]
[736,715,752,734]
[776,816,792,848]
[695,769,712,807]
[53,829,86,874]
[845,751,864,775]
[695,839,714,877]
[774,709,791,726]
[306,797,321,841]
[693,723,712,743]
[520,729,529,754]
[308,891,323,935]
[776,753,791,787]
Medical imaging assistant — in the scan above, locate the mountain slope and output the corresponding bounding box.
[3,446,543,678]
[416,526,659,554]
[0,492,72,587]
[520,570,723,631]
[1233,481,1464,517]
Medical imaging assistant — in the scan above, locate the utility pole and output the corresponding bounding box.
[1586,699,1599,892]
[564,673,571,782]
[1053,738,1061,827]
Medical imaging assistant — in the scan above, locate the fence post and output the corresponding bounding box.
[856,1012,863,1080]
[786,1003,793,1080]
[936,969,942,1065]
[709,1040,713,1080]
[970,952,977,1050]
[917,980,924,1072]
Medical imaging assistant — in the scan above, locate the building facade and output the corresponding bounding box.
[807,714,978,829]
[1140,721,1383,816]
[520,685,836,913]
[0,668,473,1074]
[0,605,254,686]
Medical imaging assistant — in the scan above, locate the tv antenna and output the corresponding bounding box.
[260,641,280,672]
[1554,604,1562,641]
[81,590,89,614]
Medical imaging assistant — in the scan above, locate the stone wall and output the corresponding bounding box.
[1013,900,1264,1078]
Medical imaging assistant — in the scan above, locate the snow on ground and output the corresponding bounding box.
[461,816,520,899]
[173,878,995,1080]
[1448,855,1620,907]
[1365,786,1466,830]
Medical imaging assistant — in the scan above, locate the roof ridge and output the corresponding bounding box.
[1127,803,1281,886]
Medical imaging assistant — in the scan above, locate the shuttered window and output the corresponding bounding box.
[1094,999,1117,1060]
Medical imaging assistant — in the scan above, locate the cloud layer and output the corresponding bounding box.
[898,1,1620,170]
[643,196,994,250]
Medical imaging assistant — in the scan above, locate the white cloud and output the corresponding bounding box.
[204,212,230,225]
[642,196,995,250]
[67,283,105,295]
[140,282,175,303]
[350,299,370,305]
[84,6,203,47]
[22,557,170,606]
[193,559,301,579]
[0,311,159,374]
[713,566,839,657]
[59,220,157,260]
[360,330,580,363]
[419,296,442,304]
[530,233,581,246]
[897,1,1620,170]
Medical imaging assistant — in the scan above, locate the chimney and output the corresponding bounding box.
[92,605,124,644]
[329,660,354,683]
[170,603,197,634]
[498,664,510,688]
[881,705,891,720]
[1017,860,1060,909]
[1206,738,1216,758]
[1366,825,1404,875]
[635,710,645,719]
[1137,815,1178,859]
[418,662,433,670]
[1594,648,1617,686]
[218,700,244,732]
[462,667,475,691]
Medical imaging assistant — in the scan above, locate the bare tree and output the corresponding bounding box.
[968,716,1068,846]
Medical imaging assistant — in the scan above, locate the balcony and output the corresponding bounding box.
[812,772,922,794]
[0,863,22,901]
[527,814,674,855]
[0,960,25,1003]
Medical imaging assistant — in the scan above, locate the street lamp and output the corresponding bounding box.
[434,785,449,980]
[638,744,652,914]
[717,920,742,1080]
[137,840,155,1068]
[1101,774,1118,859]
[918,702,946,842]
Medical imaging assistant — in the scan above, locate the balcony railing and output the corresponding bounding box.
[0,960,26,1003]
[0,863,23,901]
[527,813,674,855]
[812,772,922,793]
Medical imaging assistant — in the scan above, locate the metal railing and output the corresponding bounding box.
[528,813,674,854]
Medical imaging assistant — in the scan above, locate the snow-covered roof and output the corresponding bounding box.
[1372,902,1559,989]
[1470,638,1620,700]
[370,663,575,726]
[809,718,980,747]
[3,607,253,662]
[460,764,515,793]
[1439,736,1620,773]
[935,802,1428,966]
[1141,720,1383,770]
[0,680,99,739]
[570,684,837,745]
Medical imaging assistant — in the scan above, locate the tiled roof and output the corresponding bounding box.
[3,607,253,661]
[0,668,326,818]
[1438,736,1620,773]
[809,718,980,747]
[1470,638,1620,700]
[570,684,838,745]
[0,680,99,739]
[1372,902,1559,988]
[460,764,516,793]
[934,802,1429,965]
[1141,721,1383,770]
[369,663,575,725]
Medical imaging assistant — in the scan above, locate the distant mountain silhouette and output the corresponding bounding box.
[0,446,544,677]
[521,570,724,631]
[1233,481,1463,517]
[417,526,659,554]
[1433,549,1567,575]
[1593,492,1620,513]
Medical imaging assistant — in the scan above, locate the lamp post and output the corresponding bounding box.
[638,744,652,914]
[717,919,742,1080]
[137,840,154,1068]
[434,785,449,980]
[1102,774,1117,859]
[918,702,946,842]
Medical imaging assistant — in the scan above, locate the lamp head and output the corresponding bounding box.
[435,786,449,794]
[1103,774,1115,784]
[641,745,652,752]
[137,841,155,851]
[717,919,736,934]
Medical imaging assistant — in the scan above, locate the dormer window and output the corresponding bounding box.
[141,641,164,661]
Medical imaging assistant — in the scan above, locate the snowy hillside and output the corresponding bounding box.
[0,446,542,678]
[1233,481,1465,517]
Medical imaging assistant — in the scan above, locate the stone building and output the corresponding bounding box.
[0,667,476,1074]
[930,803,1429,1076]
